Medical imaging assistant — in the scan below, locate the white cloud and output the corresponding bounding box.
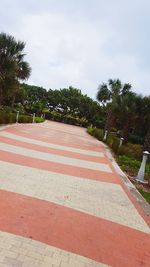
[0,0,150,98]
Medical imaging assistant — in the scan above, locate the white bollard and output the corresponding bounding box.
[33,113,35,123]
[103,130,108,141]
[16,111,19,123]
[136,151,150,183]
[119,137,124,148]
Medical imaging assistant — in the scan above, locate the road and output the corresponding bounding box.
[0,121,149,267]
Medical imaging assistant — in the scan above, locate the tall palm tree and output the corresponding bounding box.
[116,92,140,142]
[96,79,131,133]
[0,32,31,106]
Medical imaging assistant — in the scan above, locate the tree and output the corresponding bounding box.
[116,92,140,142]
[0,33,31,106]
[144,127,150,152]
[96,79,131,132]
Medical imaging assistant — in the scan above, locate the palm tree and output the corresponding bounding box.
[96,79,131,133]
[0,32,31,106]
[116,92,140,142]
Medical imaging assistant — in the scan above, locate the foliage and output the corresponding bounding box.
[35,117,45,123]
[117,155,150,180]
[128,134,144,145]
[0,109,44,124]
[18,84,103,127]
[96,79,131,134]
[144,127,150,152]
[0,33,31,106]
[18,114,32,123]
[45,111,88,127]
[106,134,120,153]
[87,127,104,141]
[119,143,143,160]
[138,189,150,204]
[0,110,16,124]
[117,155,141,173]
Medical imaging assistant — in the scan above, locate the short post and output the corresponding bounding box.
[33,113,35,123]
[119,137,124,148]
[16,111,19,123]
[136,151,150,183]
[103,130,108,141]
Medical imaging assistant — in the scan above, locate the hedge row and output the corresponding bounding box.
[0,110,44,124]
[45,111,88,127]
[87,127,143,160]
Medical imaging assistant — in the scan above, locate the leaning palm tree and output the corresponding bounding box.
[96,79,131,133]
[0,32,31,106]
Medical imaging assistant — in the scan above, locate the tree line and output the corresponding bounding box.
[96,79,150,147]
[0,32,150,150]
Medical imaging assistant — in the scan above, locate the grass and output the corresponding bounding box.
[117,155,150,180]
[138,189,150,204]
[117,155,150,204]
[87,128,150,205]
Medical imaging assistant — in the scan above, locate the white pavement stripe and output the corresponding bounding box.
[0,131,104,157]
[0,161,149,233]
[0,142,111,172]
[0,231,107,267]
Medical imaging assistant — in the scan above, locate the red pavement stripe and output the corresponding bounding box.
[0,189,150,267]
[3,127,150,227]
[0,151,119,184]
[108,159,150,228]
[0,136,108,164]
[5,127,103,152]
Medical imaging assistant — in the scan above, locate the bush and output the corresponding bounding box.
[117,155,141,173]
[119,143,143,160]
[0,110,16,124]
[18,115,33,123]
[45,111,88,127]
[35,117,45,123]
[128,134,144,145]
[0,109,45,124]
[105,134,120,153]
[117,155,150,180]
[87,127,104,141]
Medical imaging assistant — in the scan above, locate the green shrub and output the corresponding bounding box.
[119,143,143,160]
[45,111,88,127]
[35,117,45,123]
[117,155,150,180]
[106,134,120,153]
[87,127,94,135]
[18,115,33,123]
[93,119,105,128]
[128,134,144,145]
[117,155,141,172]
[0,110,16,124]
[87,127,104,141]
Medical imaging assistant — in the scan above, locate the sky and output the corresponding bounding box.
[0,0,150,99]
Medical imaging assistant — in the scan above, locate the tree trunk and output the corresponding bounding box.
[0,87,3,106]
[105,108,114,132]
[123,120,130,143]
[144,127,150,152]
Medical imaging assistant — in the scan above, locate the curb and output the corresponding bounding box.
[104,145,150,218]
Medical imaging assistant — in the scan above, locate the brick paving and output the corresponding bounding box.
[0,121,150,267]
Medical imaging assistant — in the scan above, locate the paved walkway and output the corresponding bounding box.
[0,121,149,267]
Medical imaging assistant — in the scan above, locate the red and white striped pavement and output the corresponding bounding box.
[0,121,150,267]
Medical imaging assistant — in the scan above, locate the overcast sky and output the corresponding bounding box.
[1,0,150,98]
